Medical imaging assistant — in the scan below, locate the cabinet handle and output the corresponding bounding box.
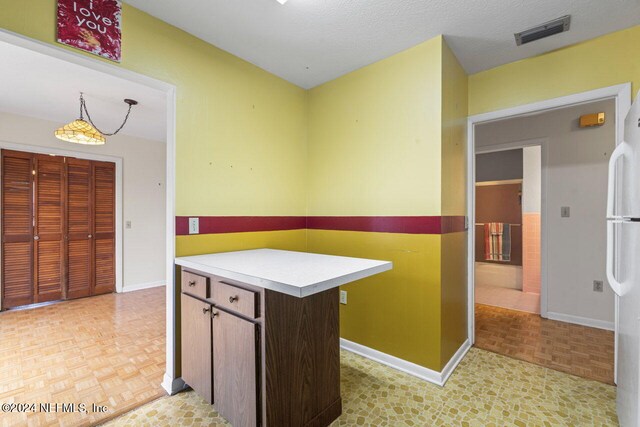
[34,235,39,241]
[211,311,219,318]
[88,234,92,239]
[229,295,238,303]
[202,307,211,314]
[188,280,196,287]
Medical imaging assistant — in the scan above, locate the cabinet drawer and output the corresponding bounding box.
[182,271,209,299]
[212,280,258,318]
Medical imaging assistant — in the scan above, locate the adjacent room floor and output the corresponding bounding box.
[106,347,617,426]
[475,281,540,314]
[475,303,615,384]
[0,287,165,426]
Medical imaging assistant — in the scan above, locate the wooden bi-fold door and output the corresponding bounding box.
[1,150,35,308]
[66,157,93,300]
[33,154,66,303]
[1,149,116,309]
[91,161,116,296]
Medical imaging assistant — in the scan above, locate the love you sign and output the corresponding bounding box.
[57,0,122,62]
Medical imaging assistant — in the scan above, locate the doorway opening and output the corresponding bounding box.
[474,146,542,314]
[0,29,178,425]
[467,87,630,385]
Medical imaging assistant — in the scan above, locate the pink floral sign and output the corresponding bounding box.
[57,0,122,62]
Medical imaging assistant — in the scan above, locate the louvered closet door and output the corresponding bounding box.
[92,161,115,295]
[1,150,34,308]
[33,154,65,303]
[66,158,93,299]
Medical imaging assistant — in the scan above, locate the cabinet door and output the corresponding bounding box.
[181,294,213,404]
[213,309,259,427]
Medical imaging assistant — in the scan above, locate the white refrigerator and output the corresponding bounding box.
[608,91,640,427]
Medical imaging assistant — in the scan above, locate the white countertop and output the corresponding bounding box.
[175,249,392,298]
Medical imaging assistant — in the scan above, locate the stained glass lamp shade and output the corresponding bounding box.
[54,119,106,145]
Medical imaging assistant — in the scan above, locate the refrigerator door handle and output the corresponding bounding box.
[607,220,623,296]
[607,141,629,219]
[606,141,629,296]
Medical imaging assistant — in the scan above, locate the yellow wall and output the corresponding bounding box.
[307,37,443,216]
[176,230,307,256]
[306,37,468,371]
[307,231,442,368]
[469,25,640,115]
[439,41,468,369]
[0,0,308,219]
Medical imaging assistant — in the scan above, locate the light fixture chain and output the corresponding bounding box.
[80,93,134,137]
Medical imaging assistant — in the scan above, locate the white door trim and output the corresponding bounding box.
[466,84,632,369]
[0,28,181,394]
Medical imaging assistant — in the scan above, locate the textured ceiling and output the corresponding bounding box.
[124,0,640,89]
[0,41,166,142]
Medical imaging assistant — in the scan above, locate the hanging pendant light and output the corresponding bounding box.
[55,93,137,145]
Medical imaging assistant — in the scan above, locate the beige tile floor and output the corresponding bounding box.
[105,347,618,427]
[475,282,540,314]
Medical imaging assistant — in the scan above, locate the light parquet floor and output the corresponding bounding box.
[0,287,166,427]
[475,303,615,384]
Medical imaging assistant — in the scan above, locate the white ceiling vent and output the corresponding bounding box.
[515,15,571,46]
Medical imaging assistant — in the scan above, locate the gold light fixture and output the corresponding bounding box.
[55,93,137,145]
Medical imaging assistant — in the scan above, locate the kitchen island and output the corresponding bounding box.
[175,249,392,427]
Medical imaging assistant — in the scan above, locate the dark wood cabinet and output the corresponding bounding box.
[181,293,214,404]
[180,269,341,427]
[1,149,116,309]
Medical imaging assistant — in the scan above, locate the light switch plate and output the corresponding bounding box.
[340,290,347,305]
[561,206,571,218]
[188,217,199,235]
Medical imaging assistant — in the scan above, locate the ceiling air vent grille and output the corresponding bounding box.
[515,15,571,46]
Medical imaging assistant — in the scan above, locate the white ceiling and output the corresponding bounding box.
[125,0,640,89]
[0,41,166,142]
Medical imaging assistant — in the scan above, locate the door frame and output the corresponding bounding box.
[0,143,124,295]
[466,84,631,378]
[0,29,181,394]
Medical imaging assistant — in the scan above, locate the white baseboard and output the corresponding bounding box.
[440,339,472,385]
[122,280,165,293]
[161,374,186,395]
[339,338,471,387]
[546,311,614,331]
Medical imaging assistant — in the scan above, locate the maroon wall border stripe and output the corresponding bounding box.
[176,216,307,235]
[176,216,466,235]
[306,216,442,234]
[440,216,467,234]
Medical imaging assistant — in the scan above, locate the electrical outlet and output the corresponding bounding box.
[593,280,604,292]
[561,206,571,218]
[340,290,347,305]
[125,220,132,229]
[188,217,199,235]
